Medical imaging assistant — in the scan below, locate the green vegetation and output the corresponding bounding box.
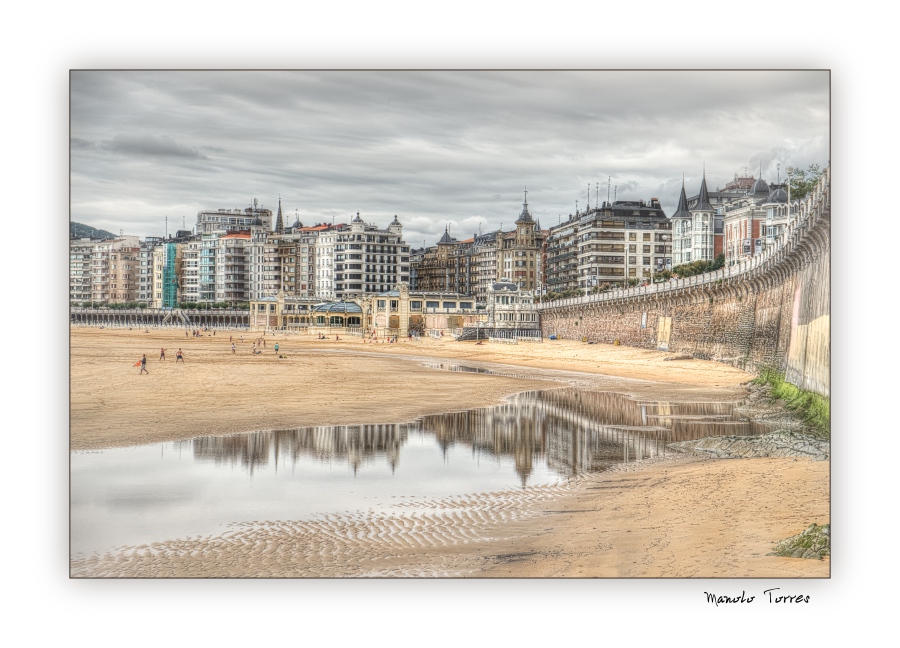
[70,221,117,240]
[753,367,830,439]
[655,253,725,282]
[536,288,585,303]
[787,164,824,201]
[74,301,148,309]
[771,523,830,560]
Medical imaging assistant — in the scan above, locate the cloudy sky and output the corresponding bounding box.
[71,70,829,248]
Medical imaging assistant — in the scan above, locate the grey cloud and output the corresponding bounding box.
[98,133,208,160]
[70,70,829,247]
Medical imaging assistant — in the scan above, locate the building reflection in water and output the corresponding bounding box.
[183,389,770,484]
[188,423,408,477]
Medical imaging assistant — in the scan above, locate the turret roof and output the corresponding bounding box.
[672,181,691,219]
[693,173,713,211]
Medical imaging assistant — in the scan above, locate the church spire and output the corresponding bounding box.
[275,194,284,233]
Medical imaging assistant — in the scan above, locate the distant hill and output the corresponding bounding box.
[70,221,117,240]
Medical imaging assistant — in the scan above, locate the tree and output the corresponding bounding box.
[788,164,823,201]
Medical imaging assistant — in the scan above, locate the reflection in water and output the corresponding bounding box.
[71,388,770,556]
[191,424,409,476]
[421,390,770,484]
[184,390,770,485]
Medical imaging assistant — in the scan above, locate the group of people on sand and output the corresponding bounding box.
[138,348,183,373]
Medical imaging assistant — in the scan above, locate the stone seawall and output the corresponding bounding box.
[539,173,830,397]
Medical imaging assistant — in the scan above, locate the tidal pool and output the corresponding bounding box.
[70,387,770,557]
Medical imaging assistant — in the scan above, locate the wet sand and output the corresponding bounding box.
[69,327,830,578]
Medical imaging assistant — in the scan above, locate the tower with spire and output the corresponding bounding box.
[275,195,284,233]
[688,169,716,263]
[671,176,693,265]
[495,188,544,291]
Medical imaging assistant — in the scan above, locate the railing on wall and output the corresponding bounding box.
[537,167,830,312]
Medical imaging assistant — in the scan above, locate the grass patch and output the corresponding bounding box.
[771,523,830,559]
[753,367,830,439]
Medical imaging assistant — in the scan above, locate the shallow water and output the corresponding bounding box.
[70,385,770,557]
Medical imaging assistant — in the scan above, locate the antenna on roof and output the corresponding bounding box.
[607,176,611,203]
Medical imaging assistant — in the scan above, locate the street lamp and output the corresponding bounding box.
[786,166,794,225]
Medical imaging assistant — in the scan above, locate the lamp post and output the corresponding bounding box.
[786,166,794,226]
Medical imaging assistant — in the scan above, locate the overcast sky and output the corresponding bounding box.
[70,70,829,248]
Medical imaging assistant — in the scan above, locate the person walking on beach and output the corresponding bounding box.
[176,348,184,363]
[160,348,165,361]
[274,342,279,354]
[140,354,148,374]
[232,342,236,354]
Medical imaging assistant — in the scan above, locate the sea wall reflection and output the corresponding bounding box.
[181,390,769,483]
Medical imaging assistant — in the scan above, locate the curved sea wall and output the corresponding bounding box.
[539,168,830,397]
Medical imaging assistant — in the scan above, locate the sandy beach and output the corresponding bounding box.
[69,326,830,578]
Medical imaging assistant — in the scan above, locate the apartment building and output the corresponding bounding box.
[723,179,789,265]
[544,215,580,293]
[178,239,202,303]
[544,196,672,293]
[496,196,544,293]
[195,198,273,235]
[330,213,411,300]
[108,246,140,302]
[81,235,142,305]
[69,238,95,304]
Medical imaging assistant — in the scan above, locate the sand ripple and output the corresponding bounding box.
[70,479,581,578]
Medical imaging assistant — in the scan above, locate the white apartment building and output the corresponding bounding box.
[315,226,341,300]
[179,239,202,303]
[69,238,95,304]
[332,214,410,300]
[138,238,163,305]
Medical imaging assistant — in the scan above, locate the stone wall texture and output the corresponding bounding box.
[540,172,830,397]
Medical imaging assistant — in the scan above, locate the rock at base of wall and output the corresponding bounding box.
[770,523,830,559]
[668,430,829,461]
